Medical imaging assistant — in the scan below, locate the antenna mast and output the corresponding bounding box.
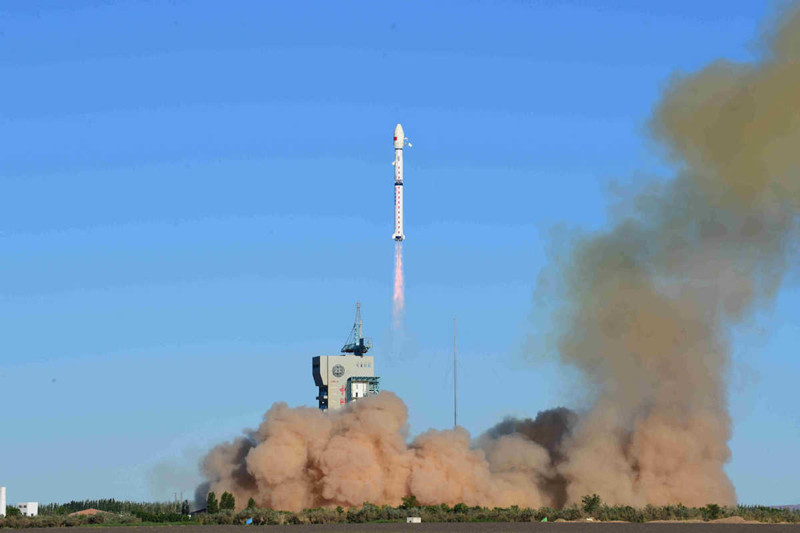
[454,316,457,429]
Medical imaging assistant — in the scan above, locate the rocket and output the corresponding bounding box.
[392,124,408,241]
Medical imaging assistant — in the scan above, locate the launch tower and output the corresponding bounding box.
[312,303,380,410]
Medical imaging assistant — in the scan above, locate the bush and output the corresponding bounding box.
[534,506,555,522]
[242,508,283,525]
[87,512,109,525]
[702,504,722,521]
[582,494,601,515]
[400,495,419,510]
[559,504,583,521]
[453,502,469,514]
[607,505,643,522]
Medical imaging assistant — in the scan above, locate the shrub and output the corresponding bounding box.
[582,494,601,515]
[87,512,109,525]
[702,504,721,521]
[559,504,583,521]
[400,495,419,510]
[607,505,642,522]
[245,508,282,525]
[534,507,555,522]
[64,514,88,527]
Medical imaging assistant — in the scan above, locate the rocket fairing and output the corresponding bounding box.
[392,123,406,241]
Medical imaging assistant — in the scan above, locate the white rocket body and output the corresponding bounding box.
[392,124,405,241]
[1,486,6,517]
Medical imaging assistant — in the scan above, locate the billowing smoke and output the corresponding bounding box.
[200,392,556,510]
[198,6,800,511]
[480,408,578,508]
[541,4,800,506]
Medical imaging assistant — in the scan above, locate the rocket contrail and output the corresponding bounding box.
[393,241,404,328]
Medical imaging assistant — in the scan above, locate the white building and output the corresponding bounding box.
[17,502,38,517]
[313,352,379,410]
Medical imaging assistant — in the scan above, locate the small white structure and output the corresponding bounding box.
[406,516,421,523]
[0,486,6,517]
[17,502,38,517]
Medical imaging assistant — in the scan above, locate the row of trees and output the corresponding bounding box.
[36,498,194,524]
[205,491,237,513]
[6,495,796,528]
[205,491,261,513]
[38,498,188,516]
[197,500,799,525]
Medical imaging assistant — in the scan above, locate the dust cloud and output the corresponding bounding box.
[545,4,800,506]
[199,392,554,511]
[197,5,800,511]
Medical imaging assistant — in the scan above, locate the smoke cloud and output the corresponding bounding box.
[200,392,555,511]
[543,4,800,506]
[198,5,800,511]
[481,408,577,508]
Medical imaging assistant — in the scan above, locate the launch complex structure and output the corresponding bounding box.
[312,303,380,410]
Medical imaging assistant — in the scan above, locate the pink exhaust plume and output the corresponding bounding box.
[392,241,404,328]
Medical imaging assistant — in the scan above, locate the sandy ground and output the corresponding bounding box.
[18,523,797,533]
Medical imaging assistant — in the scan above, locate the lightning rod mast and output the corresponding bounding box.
[454,316,458,429]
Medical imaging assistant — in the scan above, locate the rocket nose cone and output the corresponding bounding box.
[394,124,404,148]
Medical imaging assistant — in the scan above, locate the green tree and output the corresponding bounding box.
[703,504,721,521]
[400,495,419,510]
[582,494,602,515]
[180,500,190,515]
[220,491,235,511]
[247,497,256,509]
[206,491,219,514]
[4,506,22,517]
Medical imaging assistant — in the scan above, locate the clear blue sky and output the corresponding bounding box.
[1,0,797,506]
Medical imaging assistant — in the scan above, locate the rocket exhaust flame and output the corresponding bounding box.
[393,241,404,329]
[197,6,800,512]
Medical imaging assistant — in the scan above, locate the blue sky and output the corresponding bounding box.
[1,0,797,506]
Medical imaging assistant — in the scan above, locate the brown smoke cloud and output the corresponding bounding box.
[545,4,800,507]
[200,392,554,511]
[481,408,577,508]
[198,5,800,511]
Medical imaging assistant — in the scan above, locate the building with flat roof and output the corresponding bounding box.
[17,502,38,517]
[313,304,380,410]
